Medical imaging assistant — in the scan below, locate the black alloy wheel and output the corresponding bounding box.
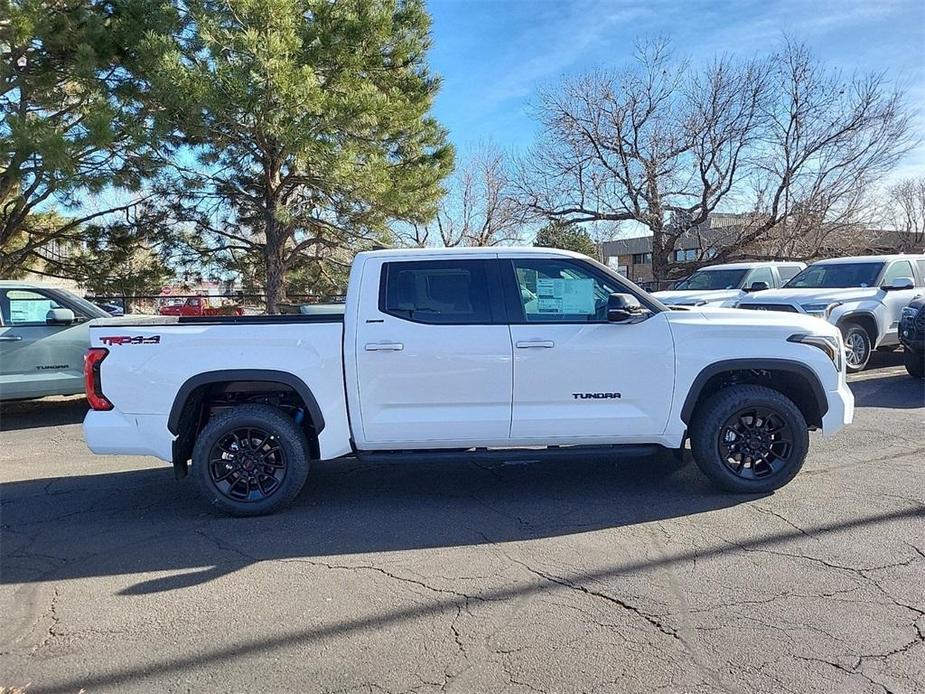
[209,427,287,502]
[717,407,794,480]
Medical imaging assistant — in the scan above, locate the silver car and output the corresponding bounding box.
[0,282,110,401]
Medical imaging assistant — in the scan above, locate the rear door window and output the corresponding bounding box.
[380,260,498,324]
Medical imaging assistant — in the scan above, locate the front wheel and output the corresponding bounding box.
[690,385,809,494]
[841,322,872,373]
[904,347,925,379]
[192,404,311,516]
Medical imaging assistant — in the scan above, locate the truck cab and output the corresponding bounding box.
[654,261,805,307]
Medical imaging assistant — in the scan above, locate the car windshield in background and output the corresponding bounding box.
[675,269,748,290]
[784,263,884,289]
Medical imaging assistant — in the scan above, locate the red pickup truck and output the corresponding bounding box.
[158,296,244,317]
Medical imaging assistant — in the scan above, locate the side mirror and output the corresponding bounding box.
[745,281,770,292]
[607,293,643,322]
[46,308,75,325]
[882,277,914,291]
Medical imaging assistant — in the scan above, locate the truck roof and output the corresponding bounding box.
[357,246,589,260]
[0,280,80,292]
[696,261,805,271]
[812,254,925,264]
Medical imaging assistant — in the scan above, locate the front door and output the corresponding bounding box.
[504,257,675,442]
[352,257,513,447]
[0,288,87,400]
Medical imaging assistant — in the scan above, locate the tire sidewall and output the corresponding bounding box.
[192,406,310,516]
[691,386,809,494]
[904,347,925,378]
[841,323,871,373]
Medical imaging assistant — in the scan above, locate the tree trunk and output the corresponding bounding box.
[264,241,287,314]
[650,228,671,288]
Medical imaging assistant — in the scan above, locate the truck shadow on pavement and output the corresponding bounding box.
[4,452,755,593]
[0,397,89,431]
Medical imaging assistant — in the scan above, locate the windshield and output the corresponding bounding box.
[675,269,748,291]
[784,263,884,289]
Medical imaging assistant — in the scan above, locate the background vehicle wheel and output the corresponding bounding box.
[904,348,925,379]
[192,404,310,516]
[840,322,872,373]
[690,385,809,494]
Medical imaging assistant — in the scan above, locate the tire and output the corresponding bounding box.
[192,404,311,516]
[840,321,872,373]
[689,385,809,494]
[904,347,925,379]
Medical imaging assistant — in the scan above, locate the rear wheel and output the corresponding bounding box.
[690,385,808,494]
[841,322,872,373]
[904,347,924,378]
[192,404,310,516]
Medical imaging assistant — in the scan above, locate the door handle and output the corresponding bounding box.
[516,340,555,349]
[0,335,23,342]
[365,342,404,351]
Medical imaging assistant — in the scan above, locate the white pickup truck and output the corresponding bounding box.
[737,254,925,372]
[83,248,854,515]
[654,261,806,307]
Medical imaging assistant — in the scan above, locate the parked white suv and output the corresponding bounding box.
[654,262,805,307]
[737,255,925,372]
[83,247,854,515]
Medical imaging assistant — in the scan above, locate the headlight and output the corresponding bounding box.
[801,302,842,319]
[902,306,917,321]
[788,333,843,371]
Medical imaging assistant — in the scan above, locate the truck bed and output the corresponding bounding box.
[93,306,345,327]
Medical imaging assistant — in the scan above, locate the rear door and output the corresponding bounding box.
[352,256,513,447]
[503,256,675,442]
[0,288,89,399]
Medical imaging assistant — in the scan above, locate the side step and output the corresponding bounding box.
[354,444,670,464]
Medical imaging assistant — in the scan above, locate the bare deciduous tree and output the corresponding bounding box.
[883,176,925,251]
[398,145,522,248]
[515,38,914,279]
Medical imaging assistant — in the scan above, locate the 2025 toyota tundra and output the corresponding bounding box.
[82,248,854,515]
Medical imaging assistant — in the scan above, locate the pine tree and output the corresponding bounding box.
[145,0,453,311]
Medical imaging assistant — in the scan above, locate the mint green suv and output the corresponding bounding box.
[0,282,109,401]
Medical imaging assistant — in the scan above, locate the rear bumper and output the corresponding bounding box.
[83,410,174,462]
[821,379,854,437]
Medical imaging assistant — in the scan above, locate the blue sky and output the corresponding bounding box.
[426,0,925,178]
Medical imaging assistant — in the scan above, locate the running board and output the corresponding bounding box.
[353,444,669,464]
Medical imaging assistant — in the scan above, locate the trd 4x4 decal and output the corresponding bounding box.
[99,335,161,346]
[572,392,622,399]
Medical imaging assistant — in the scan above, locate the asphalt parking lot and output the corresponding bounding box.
[1,352,923,694]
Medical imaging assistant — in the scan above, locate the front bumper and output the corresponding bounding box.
[821,378,854,437]
[83,410,174,462]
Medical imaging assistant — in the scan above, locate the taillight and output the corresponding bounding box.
[84,348,113,411]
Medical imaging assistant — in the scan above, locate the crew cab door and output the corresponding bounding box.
[351,256,513,447]
[880,260,924,341]
[503,257,675,441]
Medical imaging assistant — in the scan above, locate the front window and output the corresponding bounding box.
[785,263,884,289]
[2,289,63,325]
[675,269,748,290]
[512,258,620,322]
[882,260,914,286]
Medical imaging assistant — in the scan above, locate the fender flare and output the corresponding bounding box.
[833,309,880,340]
[679,358,828,425]
[167,369,325,435]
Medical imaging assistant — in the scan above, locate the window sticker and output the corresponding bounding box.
[535,278,595,314]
